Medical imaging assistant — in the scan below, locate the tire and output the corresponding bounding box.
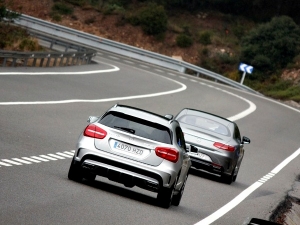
[221,168,235,184]
[68,158,83,182]
[172,174,188,206]
[157,176,178,208]
[232,166,239,182]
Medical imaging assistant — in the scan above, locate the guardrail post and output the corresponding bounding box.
[40,58,44,67]
[3,58,7,66]
[12,58,17,67]
[66,57,70,66]
[59,56,64,66]
[33,58,37,66]
[23,58,28,66]
[46,57,50,67]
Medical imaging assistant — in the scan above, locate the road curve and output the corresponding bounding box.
[0,53,299,225]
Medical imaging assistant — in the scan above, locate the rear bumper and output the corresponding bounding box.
[74,152,169,192]
[189,156,223,175]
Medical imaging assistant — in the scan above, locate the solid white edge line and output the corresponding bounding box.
[0,76,186,105]
[194,147,300,225]
[210,89,257,122]
[0,67,119,75]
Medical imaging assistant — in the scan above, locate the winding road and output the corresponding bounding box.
[1,51,300,225]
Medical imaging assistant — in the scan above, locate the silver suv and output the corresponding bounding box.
[68,104,191,208]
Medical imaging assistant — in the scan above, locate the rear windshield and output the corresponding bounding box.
[99,111,172,144]
[177,115,230,136]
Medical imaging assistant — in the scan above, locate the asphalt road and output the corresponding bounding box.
[1,52,300,225]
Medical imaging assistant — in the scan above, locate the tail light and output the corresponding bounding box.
[84,124,107,139]
[213,142,235,152]
[155,147,179,163]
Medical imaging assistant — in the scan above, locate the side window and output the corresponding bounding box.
[234,125,241,142]
[175,126,186,150]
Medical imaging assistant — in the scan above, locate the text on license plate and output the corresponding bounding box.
[114,141,143,155]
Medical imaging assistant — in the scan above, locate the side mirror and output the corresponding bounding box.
[164,114,173,120]
[242,136,250,144]
[87,116,99,123]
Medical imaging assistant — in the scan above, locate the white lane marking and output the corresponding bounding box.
[48,154,65,159]
[2,159,22,165]
[30,156,49,162]
[0,161,13,166]
[0,151,75,168]
[155,69,163,73]
[63,151,75,156]
[0,67,119,75]
[22,157,41,163]
[196,81,257,121]
[56,152,73,158]
[179,76,187,79]
[12,158,32,164]
[226,94,256,121]
[0,75,186,105]
[39,155,58,161]
[195,147,300,225]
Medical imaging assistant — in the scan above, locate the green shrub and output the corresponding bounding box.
[198,31,212,45]
[200,47,209,56]
[64,0,86,7]
[138,3,167,35]
[216,52,238,65]
[103,3,124,15]
[241,16,300,78]
[176,34,193,48]
[52,2,73,15]
[50,12,62,21]
[19,38,39,51]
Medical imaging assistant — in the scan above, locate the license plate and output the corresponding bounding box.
[114,141,143,155]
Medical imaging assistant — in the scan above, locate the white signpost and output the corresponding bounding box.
[239,63,253,84]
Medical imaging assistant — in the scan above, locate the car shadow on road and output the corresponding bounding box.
[189,168,222,183]
[80,177,159,207]
[189,168,250,189]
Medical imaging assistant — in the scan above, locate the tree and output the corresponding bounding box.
[240,16,300,80]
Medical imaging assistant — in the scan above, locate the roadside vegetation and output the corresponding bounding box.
[0,0,42,51]
[2,0,300,102]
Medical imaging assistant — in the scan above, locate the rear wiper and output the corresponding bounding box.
[114,126,135,134]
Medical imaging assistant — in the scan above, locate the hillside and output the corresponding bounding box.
[5,0,245,67]
[3,0,300,108]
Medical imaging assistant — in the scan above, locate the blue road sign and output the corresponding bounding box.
[239,63,253,74]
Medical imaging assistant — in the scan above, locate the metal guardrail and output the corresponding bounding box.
[0,49,95,67]
[13,13,259,94]
[0,25,96,67]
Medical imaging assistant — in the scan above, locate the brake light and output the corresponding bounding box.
[155,147,179,163]
[84,124,107,139]
[213,142,235,152]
